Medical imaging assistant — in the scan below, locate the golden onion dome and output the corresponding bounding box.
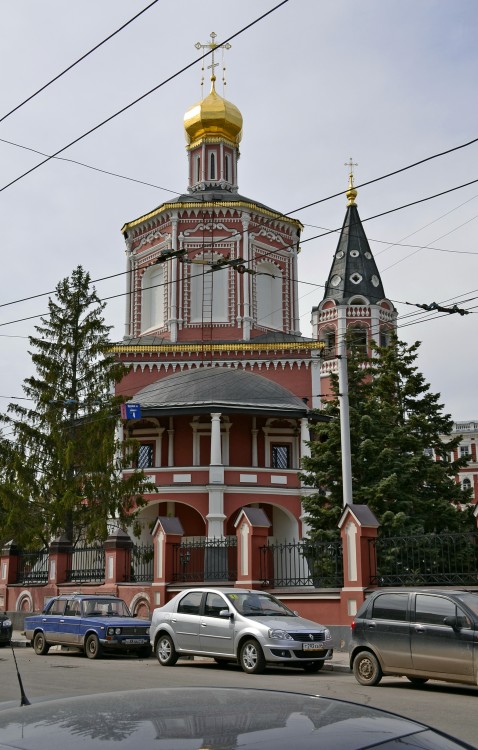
[184,77,243,146]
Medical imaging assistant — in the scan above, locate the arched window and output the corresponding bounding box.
[141,265,165,332]
[348,324,368,352]
[320,327,336,354]
[225,154,230,182]
[190,254,228,322]
[210,152,216,180]
[462,477,472,491]
[196,156,201,182]
[256,262,283,329]
[380,327,392,347]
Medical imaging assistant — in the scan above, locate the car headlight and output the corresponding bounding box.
[146,627,150,636]
[2,619,11,628]
[268,629,293,640]
[324,629,332,640]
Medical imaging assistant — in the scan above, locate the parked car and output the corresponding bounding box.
[24,594,151,659]
[350,589,478,687]
[0,687,476,749]
[150,587,333,674]
[0,612,12,646]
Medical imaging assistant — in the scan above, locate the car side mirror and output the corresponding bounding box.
[443,615,461,630]
[219,609,233,619]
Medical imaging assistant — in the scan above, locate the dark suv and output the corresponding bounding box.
[350,589,478,687]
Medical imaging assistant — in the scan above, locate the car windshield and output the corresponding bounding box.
[82,599,132,617]
[226,592,296,617]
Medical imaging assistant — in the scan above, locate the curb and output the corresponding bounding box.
[10,636,351,670]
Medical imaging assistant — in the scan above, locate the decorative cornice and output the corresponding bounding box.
[111,341,324,354]
[121,201,303,234]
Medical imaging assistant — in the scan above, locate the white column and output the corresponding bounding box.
[241,215,251,340]
[169,217,178,342]
[210,412,222,464]
[209,412,224,484]
[124,246,133,337]
[292,237,301,334]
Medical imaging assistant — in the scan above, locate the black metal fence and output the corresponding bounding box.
[260,539,343,588]
[16,549,49,584]
[130,544,154,582]
[172,537,237,583]
[66,545,105,583]
[370,532,478,586]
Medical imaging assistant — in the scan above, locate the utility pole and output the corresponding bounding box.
[337,339,353,507]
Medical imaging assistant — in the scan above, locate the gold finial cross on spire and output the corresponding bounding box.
[344,158,358,205]
[196,32,231,94]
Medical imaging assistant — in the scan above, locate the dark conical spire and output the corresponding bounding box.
[323,182,385,304]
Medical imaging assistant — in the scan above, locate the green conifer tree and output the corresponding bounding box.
[0,266,152,548]
[301,336,473,539]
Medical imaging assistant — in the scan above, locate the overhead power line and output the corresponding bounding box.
[0,1,290,195]
[0,0,162,124]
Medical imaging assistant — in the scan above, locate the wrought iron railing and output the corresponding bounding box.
[129,544,154,582]
[260,539,343,588]
[16,549,49,584]
[370,532,478,586]
[66,545,105,583]
[172,537,237,583]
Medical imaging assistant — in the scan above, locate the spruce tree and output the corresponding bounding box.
[0,266,151,549]
[301,336,473,539]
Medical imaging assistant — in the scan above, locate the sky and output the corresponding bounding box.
[0,0,477,421]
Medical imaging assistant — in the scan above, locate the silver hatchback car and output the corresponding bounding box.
[150,588,333,674]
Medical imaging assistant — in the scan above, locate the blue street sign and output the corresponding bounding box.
[123,402,142,419]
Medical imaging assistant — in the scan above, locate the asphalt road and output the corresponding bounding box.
[1,647,477,747]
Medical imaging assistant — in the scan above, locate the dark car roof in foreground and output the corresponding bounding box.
[0,688,475,750]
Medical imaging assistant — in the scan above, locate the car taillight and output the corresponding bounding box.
[351,620,356,632]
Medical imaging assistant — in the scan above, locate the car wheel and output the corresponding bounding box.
[85,634,103,660]
[302,661,324,673]
[239,639,266,674]
[137,644,152,659]
[33,632,50,655]
[155,634,178,666]
[353,651,383,686]
[407,676,429,685]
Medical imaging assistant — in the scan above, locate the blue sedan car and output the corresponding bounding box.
[24,594,151,659]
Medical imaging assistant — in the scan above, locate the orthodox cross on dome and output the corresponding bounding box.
[196,31,231,94]
[344,157,358,205]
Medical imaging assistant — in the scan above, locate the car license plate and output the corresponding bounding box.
[124,639,146,644]
[302,643,326,653]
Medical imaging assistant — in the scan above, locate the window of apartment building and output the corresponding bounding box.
[460,445,470,457]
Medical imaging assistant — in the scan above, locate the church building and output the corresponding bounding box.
[112,43,395,547]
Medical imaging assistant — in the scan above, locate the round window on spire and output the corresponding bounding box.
[330,275,342,287]
[364,252,372,259]
[350,273,362,285]
[371,275,380,287]
[350,250,359,258]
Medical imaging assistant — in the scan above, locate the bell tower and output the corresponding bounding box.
[311,163,398,402]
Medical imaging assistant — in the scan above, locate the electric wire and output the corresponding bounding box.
[0,1,290,195]
[0,1,162,124]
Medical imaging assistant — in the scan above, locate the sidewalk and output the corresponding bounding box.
[11,630,351,671]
